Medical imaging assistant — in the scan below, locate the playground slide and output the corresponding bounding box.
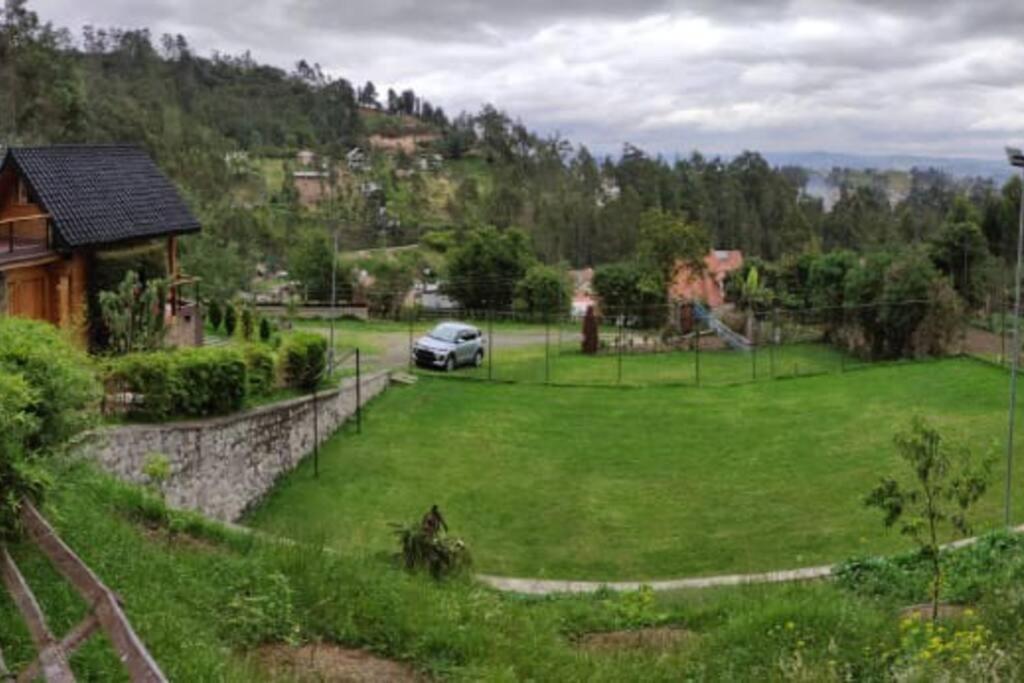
[692,302,753,351]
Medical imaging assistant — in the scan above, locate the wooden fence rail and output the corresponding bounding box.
[0,500,167,683]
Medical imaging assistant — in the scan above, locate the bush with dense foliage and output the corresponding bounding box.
[444,226,534,310]
[0,318,98,539]
[243,344,277,397]
[515,264,570,316]
[107,347,247,420]
[224,302,238,337]
[207,300,223,332]
[281,332,327,390]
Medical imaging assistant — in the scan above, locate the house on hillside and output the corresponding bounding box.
[346,147,368,172]
[296,149,316,167]
[669,249,744,308]
[0,145,203,346]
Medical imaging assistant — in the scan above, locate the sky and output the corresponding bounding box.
[28,0,1024,162]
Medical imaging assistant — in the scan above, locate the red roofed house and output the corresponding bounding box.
[669,249,743,308]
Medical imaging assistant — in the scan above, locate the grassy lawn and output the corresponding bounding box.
[15,462,1013,680]
[248,357,1024,580]
[455,341,850,386]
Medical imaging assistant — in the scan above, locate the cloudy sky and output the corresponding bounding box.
[30,0,1024,161]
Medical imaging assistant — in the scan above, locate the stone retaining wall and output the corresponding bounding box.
[80,371,391,521]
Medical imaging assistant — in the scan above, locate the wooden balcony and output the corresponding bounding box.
[0,213,54,266]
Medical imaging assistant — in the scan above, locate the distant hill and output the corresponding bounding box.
[763,151,1014,183]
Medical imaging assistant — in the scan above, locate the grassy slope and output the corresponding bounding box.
[0,462,926,681]
[248,357,1024,580]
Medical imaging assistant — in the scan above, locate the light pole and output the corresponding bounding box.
[1004,146,1024,527]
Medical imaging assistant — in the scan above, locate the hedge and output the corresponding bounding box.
[243,345,277,398]
[108,347,247,420]
[281,332,327,391]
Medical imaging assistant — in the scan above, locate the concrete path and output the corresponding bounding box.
[478,524,1024,595]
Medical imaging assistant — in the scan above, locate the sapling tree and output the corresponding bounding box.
[865,417,992,621]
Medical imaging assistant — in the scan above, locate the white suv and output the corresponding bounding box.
[412,322,485,371]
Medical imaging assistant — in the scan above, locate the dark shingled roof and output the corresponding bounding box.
[1,145,201,249]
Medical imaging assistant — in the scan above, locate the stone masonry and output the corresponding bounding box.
[80,371,391,521]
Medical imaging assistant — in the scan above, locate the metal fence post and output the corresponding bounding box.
[407,309,414,371]
[488,308,494,380]
[545,313,551,384]
[617,312,624,385]
[770,308,778,378]
[694,315,702,387]
[312,385,319,478]
[355,347,362,435]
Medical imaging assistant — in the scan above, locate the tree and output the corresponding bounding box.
[359,80,378,107]
[928,219,990,307]
[207,299,223,331]
[444,227,534,310]
[289,233,338,302]
[259,316,271,342]
[865,417,992,622]
[98,270,168,354]
[515,264,569,317]
[636,209,709,286]
[592,261,666,327]
[224,302,237,337]
[240,305,254,341]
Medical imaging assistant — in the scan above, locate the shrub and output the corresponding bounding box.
[581,306,599,354]
[243,345,277,397]
[170,347,247,417]
[392,505,471,579]
[258,317,271,342]
[224,303,238,337]
[107,352,176,421]
[109,347,247,419]
[0,318,98,540]
[281,333,327,391]
[241,306,254,341]
[208,300,223,332]
[0,317,99,450]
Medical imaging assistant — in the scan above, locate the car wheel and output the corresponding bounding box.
[474,350,484,367]
[444,355,456,372]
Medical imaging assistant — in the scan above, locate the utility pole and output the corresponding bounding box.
[1003,146,1024,527]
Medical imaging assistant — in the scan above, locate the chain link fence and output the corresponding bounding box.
[402,299,979,388]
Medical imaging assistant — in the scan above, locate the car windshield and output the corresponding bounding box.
[428,324,464,343]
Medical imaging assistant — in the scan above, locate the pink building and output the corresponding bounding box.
[669,250,744,308]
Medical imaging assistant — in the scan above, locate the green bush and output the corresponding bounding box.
[109,347,247,420]
[0,317,99,450]
[258,316,271,342]
[107,352,176,421]
[243,344,277,397]
[281,332,327,390]
[0,318,98,540]
[208,300,223,332]
[171,348,247,416]
[224,303,238,337]
[87,243,169,350]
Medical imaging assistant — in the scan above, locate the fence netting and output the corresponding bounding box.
[400,299,998,388]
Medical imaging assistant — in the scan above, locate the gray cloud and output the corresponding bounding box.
[26,0,1024,160]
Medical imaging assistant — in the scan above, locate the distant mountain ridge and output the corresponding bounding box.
[762,150,1014,182]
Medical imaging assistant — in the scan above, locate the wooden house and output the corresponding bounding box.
[0,145,202,344]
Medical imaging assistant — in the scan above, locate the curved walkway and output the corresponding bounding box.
[478,524,1024,595]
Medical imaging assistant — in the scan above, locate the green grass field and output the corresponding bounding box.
[455,341,853,386]
[247,357,1024,580]
[16,461,1019,681]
